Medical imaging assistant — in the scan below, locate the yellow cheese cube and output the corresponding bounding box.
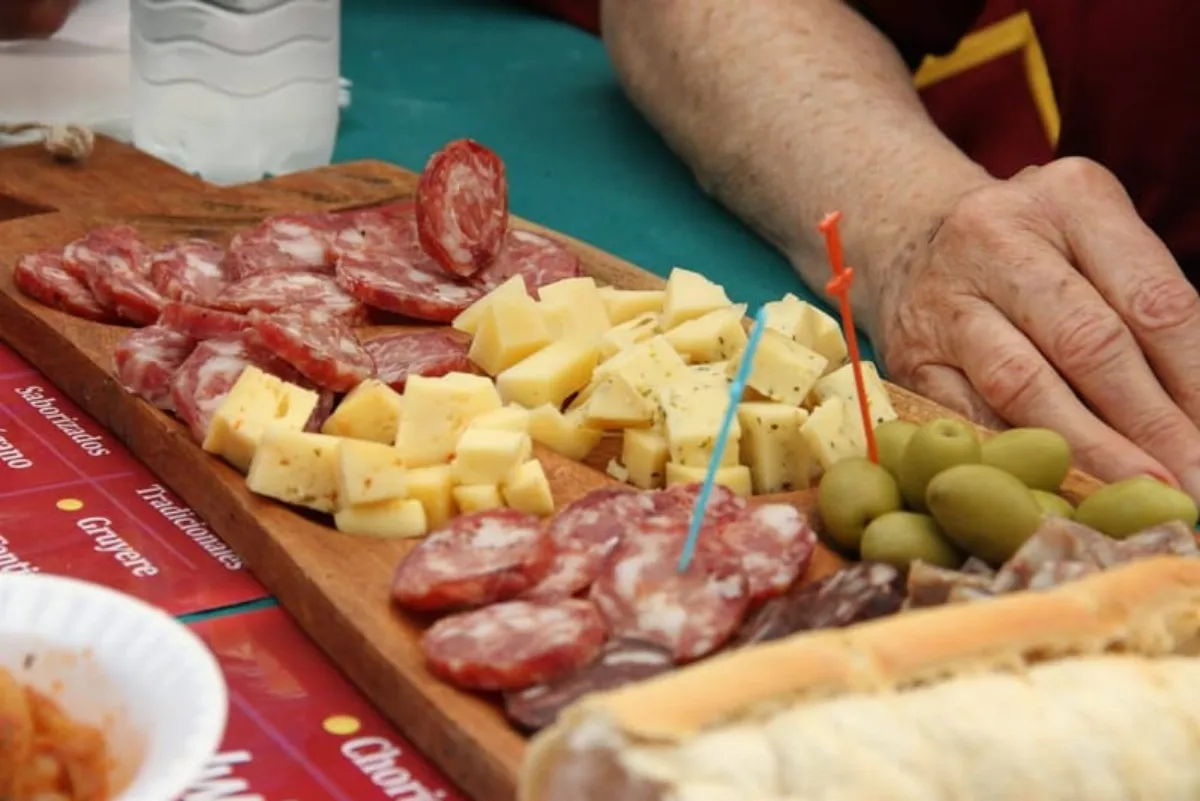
[796,303,849,373]
[321,379,404,444]
[451,274,528,335]
[538,277,612,342]
[453,483,505,513]
[665,363,734,394]
[246,425,341,513]
[593,335,687,391]
[501,459,555,515]
[658,384,740,468]
[495,339,599,409]
[450,428,532,485]
[394,373,502,467]
[762,293,807,338]
[622,428,669,489]
[737,402,818,493]
[800,397,865,470]
[598,287,665,324]
[665,462,753,498]
[337,438,407,506]
[663,304,748,363]
[598,312,660,362]
[733,329,828,407]
[468,294,552,376]
[659,267,732,330]
[528,404,604,461]
[203,366,319,473]
[811,362,897,438]
[582,374,656,430]
[467,404,530,433]
[334,498,427,538]
[405,464,455,529]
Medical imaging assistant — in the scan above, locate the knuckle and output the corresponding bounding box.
[973,347,1043,422]
[1127,276,1200,334]
[1044,156,1121,195]
[943,187,1008,239]
[1048,309,1129,370]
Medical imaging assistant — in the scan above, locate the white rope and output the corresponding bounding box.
[0,122,94,162]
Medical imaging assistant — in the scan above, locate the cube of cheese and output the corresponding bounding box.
[334,498,427,538]
[337,439,407,506]
[800,397,866,470]
[762,293,807,338]
[598,312,660,362]
[538,277,612,342]
[811,362,897,439]
[598,287,665,325]
[796,303,849,372]
[468,293,552,376]
[203,366,319,473]
[528,404,604,461]
[660,267,732,330]
[467,404,530,433]
[501,459,555,515]
[405,464,455,529]
[582,374,655,430]
[593,335,687,392]
[246,425,341,513]
[732,329,828,407]
[737,402,818,493]
[622,428,669,489]
[658,384,740,468]
[666,363,734,395]
[495,339,599,409]
[665,463,753,498]
[451,428,532,485]
[664,305,748,363]
[321,379,403,444]
[394,373,502,467]
[451,274,528,335]
[453,483,505,513]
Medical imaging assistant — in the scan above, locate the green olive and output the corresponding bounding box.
[875,420,918,480]
[860,511,964,571]
[817,457,903,554]
[898,418,982,512]
[1072,477,1199,539]
[980,427,1072,492]
[1032,489,1075,519]
[925,463,1043,566]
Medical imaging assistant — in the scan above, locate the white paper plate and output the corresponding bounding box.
[0,574,228,800]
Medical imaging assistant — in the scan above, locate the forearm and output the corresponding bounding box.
[600,0,991,323]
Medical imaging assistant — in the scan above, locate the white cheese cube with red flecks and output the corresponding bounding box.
[538,277,612,342]
[527,405,604,461]
[598,312,661,361]
[468,293,553,376]
[202,366,320,474]
[582,374,656,430]
[394,373,502,468]
[730,328,828,407]
[664,462,753,498]
[321,378,404,444]
[811,361,897,440]
[598,287,665,324]
[501,459,555,516]
[800,396,866,470]
[495,338,599,409]
[657,383,740,468]
[452,483,505,514]
[737,402,819,493]
[246,425,342,513]
[334,498,427,538]
[663,304,748,363]
[404,465,455,529]
[452,274,528,336]
[336,438,407,507]
[659,267,733,330]
[450,428,533,486]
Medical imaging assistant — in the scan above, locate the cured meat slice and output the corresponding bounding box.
[416,138,508,278]
[363,329,473,392]
[221,213,343,279]
[112,326,196,412]
[61,226,152,280]
[422,599,606,691]
[503,638,673,732]
[391,509,553,612]
[149,239,228,303]
[480,229,583,296]
[522,486,654,602]
[306,388,336,433]
[212,270,368,324]
[67,226,164,324]
[249,308,374,393]
[13,251,112,322]
[645,482,748,527]
[158,302,249,339]
[714,504,818,604]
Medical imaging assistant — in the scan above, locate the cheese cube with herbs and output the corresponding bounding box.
[528,405,604,461]
[451,274,527,335]
[467,404,530,433]
[665,462,753,497]
[468,293,552,375]
[538,277,612,342]
[733,329,828,407]
[664,304,748,363]
[202,366,319,473]
[320,379,403,444]
[800,396,865,470]
[622,428,670,489]
[598,312,661,361]
[336,439,407,507]
[598,287,665,324]
[334,498,427,538]
[495,338,599,409]
[246,425,342,513]
[450,428,532,485]
[762,293,807,339]
[394,373,502,467]
[404,464,455,529]
[812,362,897,435]
[453,483,505,513]
[501,459,555,516]
[737,402,818,493]
[582,375,656,430]
[594,335,687,392]
[658,383,740,468]
[797,303,849,371]
[659,267,733,330]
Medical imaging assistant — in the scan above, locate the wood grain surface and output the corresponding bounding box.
[0,138,1103,801]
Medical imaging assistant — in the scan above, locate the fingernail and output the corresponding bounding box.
[1139,471,1179,488]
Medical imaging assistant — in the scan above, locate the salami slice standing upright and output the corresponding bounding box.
[416,138,509,278]
[363,329,473,392]
[113,326,196,411]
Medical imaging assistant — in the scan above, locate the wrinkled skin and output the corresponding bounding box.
[0,0,76,39]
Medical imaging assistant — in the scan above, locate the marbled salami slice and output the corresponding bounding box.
[158,302,249,339]
[13,251,112,322]
[416,138,509,278]
[213,270,368,324]
[113,325,196,411]
[166,330,282,442]
[391,509,553,612]
[363,329,473,392]
[149,239,228,303]
[480,229,583,296]
[422,599,607,692]
[249,308,374,392]
[221,213,342,279]
[68,226,164,324]
[645,482,748,528]
[715,504,818,604]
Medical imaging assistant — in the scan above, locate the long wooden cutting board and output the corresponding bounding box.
[0,138,1102,801]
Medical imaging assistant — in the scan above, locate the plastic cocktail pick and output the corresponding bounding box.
[678,306,770,573]
[819,210,878,463]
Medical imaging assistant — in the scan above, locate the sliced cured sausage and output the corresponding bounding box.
[67,226,164,324]
[249,308,374,392]
[113,326,196,412]
[481,229,583,296]
[416,138,508,278]
[13,252,112,323]
[504,638,674,732]
[158,302,249,339]
[392,509,553,612]
[221,213,343,279]
[149,239,228,303]
[422,599,606,691]
[212,270,368,324]
[714,504,818,604]
[363,329,473,392]
[645,482,748,529]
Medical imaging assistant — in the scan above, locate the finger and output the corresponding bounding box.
[0,0,75,39]
[907,363,1007,430]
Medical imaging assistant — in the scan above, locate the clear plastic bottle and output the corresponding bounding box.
[129,0,341,186]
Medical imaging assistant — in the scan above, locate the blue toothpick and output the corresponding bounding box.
[678,307,769,572]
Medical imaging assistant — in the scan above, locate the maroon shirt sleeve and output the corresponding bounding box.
[519,0,600,34]
[849,0,986,68]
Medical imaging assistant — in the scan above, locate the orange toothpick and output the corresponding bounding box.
[818,211,878,464]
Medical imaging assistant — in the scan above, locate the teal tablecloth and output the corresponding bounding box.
[336,0,877,362]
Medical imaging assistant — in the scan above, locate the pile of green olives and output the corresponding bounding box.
[816,418,1200,570]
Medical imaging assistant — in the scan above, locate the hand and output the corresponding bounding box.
[873,157,1200,498]
[0,0,76,40]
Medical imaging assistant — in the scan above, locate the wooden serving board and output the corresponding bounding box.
[0,138,1103,801]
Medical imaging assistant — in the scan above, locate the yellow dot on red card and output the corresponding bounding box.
[323,715,361,736]
[55,498,83,512]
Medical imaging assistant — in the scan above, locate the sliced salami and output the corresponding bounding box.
[504,638,674,732]
[213,270,368,324]
[363,330,473,392]
[221,213,342,279]
[68,226,164,325]
[13,252,112,323]
[416,138,508,278]
[391,509,553,612]
[306,388,336,433]
[149,239,228,303]
[249,308,374,393]
[422,599,606,692]
[714,504,818,604]
[112,326,196,412]
[642,482,748,536]
[158,302,249,339]
[480,229,583,296]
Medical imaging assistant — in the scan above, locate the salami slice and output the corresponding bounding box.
[416,138,509,278]
[13,252,113,322]
[149,239,228,303]
[113,325,196,412]
[480,229,583,296]
[213,270,368,324]
[221,213,342,279]
[158,302,249,339]
[391,509,553,612]
[646,482,748,526]
[68,226,164,325]
[504,638,673,732]
[363,330,473,392]
[249,307,374,393]
[422,599,606,691]
[166,330,281,442]
[714,504,818,604]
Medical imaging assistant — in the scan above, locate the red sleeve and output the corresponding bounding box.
[849,0,986,68]
[520,0,601,35]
